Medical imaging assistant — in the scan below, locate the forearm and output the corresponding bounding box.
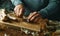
[11,0,23,6]
[38,0,59,18]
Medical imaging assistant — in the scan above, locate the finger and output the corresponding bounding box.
[19,9,23,18]
[30,14,39,21]
[14,7,18,16]
[28,12,37,19]
[34,17,40,23]
[16,8,20,16]
[19,8,23,16]
[14,7,20,16]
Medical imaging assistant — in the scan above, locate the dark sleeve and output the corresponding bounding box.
[11,0,23,6]
[38,0,59,18]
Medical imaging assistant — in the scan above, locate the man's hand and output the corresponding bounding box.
[14,4,25,17]
[28,12,42,23]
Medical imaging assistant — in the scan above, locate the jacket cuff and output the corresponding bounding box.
[11,0,23,6]
[38,9,48,18]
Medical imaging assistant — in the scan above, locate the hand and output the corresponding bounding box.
[28,12,42,23]
[14,4,25,17]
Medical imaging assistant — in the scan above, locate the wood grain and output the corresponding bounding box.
[0,9,47,32]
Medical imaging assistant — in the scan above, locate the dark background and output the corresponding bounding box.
[0,0,14,11]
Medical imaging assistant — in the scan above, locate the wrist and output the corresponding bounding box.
[38,11,48,19]
[16,4,24,8]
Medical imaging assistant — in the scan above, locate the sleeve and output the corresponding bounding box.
[38,0,59,18]
[11,0,23,6]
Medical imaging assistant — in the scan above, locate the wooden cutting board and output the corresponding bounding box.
[0,9,47,32]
